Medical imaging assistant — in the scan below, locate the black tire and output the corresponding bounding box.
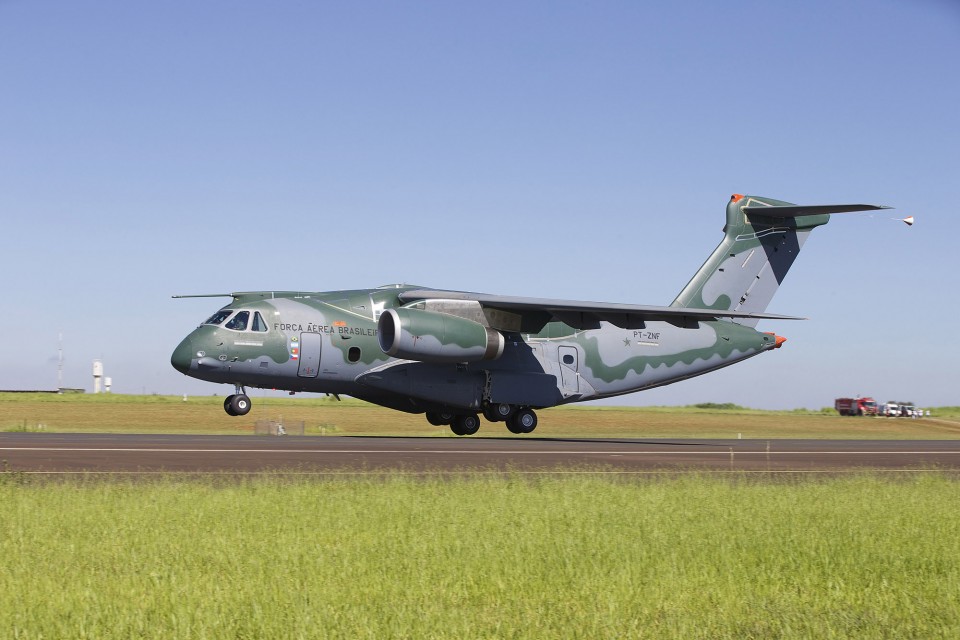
[451,413,480,436]
[509,408,537,434]
[483,403,514,422]
[427,411,454,427]
[426,412,453,426]
[224,395,237,416]
[506,419,525,434]
[230,394,252,416]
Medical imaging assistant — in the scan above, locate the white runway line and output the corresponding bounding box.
[2,447,960,455]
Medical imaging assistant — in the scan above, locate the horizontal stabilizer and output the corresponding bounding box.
[742,203,891,218]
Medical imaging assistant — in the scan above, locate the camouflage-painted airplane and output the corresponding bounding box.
[172,194,889,435]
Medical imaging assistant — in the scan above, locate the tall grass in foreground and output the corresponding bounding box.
[2,474,959,639]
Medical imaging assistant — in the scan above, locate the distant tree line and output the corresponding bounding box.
[691,402,746,411]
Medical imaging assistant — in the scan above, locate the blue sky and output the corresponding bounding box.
[2,1,957,408]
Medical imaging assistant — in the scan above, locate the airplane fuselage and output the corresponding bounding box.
[171,285,780,425]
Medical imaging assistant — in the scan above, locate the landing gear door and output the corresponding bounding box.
[297,332,322,378]
[558,345,579,394]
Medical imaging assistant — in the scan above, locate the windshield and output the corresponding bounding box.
[203,309,269,332]
[225,311,250,331]
[204,310,234,325]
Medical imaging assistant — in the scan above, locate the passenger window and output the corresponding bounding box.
[562,354,575,365]
[252,312,269,332]
[348,347,361,363]
[204,310,233,325]
[225,311,249,331]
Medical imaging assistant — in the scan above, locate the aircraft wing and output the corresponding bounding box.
[397,289,803,332]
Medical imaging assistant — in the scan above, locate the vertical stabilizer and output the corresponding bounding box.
[671,194,830,327]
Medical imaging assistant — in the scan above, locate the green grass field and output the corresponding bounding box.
[4,395,959,637]
[2,392,959,439]
[2,473,959,639]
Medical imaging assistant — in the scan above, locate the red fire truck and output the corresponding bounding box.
[834,397,879,416]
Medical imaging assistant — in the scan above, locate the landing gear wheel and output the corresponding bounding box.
[229,394,252,416]
[483,403,514,422]
[507,408,537,434]
[224,395,237,416]
[450,413,480,436]
[426,412,454,426]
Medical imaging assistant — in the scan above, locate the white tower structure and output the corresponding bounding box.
[57,332,64,393]
[93,360,104,394]
[104,377,112,393]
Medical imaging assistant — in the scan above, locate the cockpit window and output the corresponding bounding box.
[204,310,234,326]
[207,309,268,332]
[225,310,250,331]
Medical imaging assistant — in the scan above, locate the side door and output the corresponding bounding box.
[297,332,322,378]
[558,345,579,394]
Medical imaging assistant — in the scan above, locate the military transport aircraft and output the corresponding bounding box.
[172,194,889,435]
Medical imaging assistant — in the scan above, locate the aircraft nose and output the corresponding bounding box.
[171,336,194,375]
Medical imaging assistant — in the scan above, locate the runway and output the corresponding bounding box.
[3,433,960,474]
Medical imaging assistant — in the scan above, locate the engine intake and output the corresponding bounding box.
[378,308,504,363]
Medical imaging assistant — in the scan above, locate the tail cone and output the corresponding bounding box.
[764,332,787,349]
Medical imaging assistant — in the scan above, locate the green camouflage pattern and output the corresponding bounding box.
[173,194,885,432]
[672,194,829,326]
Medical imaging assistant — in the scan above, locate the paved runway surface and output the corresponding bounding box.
[3,433,960,474]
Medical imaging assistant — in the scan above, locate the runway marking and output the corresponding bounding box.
[3,447,960,455]
[8,468,959,476]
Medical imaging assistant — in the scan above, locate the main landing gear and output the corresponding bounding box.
[426,404,538,437]
[223,385,252,416]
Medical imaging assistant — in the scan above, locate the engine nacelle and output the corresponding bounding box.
[378,308,504,363]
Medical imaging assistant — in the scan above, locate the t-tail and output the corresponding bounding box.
[671,194,889,327]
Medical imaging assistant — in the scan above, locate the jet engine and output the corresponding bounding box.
[378,308,504,363]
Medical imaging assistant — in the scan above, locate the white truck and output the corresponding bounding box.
[880,402,899,417]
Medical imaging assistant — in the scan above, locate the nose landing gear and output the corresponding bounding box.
[223,385,252,416]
